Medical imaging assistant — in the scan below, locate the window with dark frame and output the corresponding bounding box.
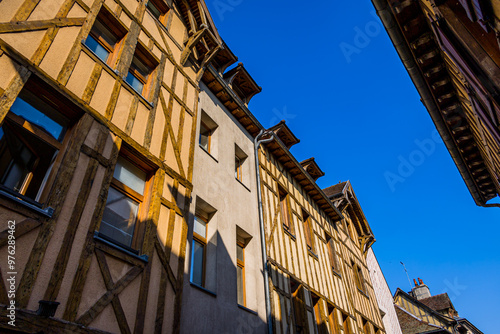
[146,0,169,24]
[125,43,158,99]
[0,79,75,205]
[302,209,314,252]
[326,234,340,274]
[279,185,294,234]
[236,242,245,306]
[85,7,126,67]
[191,215,207,287]
[99,155,150,251]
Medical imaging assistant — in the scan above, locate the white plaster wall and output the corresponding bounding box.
[366,248,403,334]
[180,82,267,333]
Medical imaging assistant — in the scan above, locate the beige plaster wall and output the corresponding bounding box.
[180,82,267,333]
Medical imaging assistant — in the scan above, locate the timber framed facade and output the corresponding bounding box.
[0,0,222,333]
[372,0,500,207]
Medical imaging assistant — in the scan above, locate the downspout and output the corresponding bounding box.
[371,0,486,206]
[254,129,275,334]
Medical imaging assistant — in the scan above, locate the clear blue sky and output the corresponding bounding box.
[205,0,500,332]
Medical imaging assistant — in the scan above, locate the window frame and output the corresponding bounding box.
[99,151,153,252]
[146,0,170,25]
[352,261,366,294]
[278,185,294,235]
[236,241,246,306]
[342,313,351,333]
[125,41,159,99]
[326,234,340,275]
[199,120,212,153]
[85,7,127,67]
[327,304,339,334]
[0,78,77,206]
[235,155,242,182]
[302,209,314,253]
[191,215,208,287]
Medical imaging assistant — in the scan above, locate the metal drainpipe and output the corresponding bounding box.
[254,129,275,334]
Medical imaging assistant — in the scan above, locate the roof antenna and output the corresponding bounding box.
[400,261,412,290]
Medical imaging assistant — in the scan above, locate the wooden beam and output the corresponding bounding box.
[0,18,85,33]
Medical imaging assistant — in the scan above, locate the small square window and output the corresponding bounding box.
[85,7,126,67]
[125,43,159,99]
[199,121,211,152]
[146,0,169,24]
[198,111,217,155]
[235,144,247,183]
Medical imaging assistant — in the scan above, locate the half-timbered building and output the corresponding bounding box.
[372,0,500,207]
[0,0,222,332]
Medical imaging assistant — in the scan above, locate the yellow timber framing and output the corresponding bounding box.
[258,144,384,333]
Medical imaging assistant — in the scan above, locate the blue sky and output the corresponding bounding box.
[205,0,500,332]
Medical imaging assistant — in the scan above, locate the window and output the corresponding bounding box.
[125,43,158,98]
[352,261,366,293]
[146,0,169,24]
[234,144,247,183]
[198,111,217,155]
[191,215,207,287]
[326,234,340,274]
[236,242,245,306]
[278,185,294,234]
[85,7,126,66]
[302,209,314,252]
[0,79,73,205]
[99,154,150,250]
[199,121,211,152]
[290,279,316,333]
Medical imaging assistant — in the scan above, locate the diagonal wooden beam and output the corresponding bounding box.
[0,18,86,34]
[154,237,178,293]
[0,218,41,248]
[76,264,142,326]
[95,250,132,334]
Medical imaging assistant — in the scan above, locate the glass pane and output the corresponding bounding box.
[100,187,139,247]
[113,157,146,195]
[93,19,118,48]
[237,244,244,262]
[126,71,144,93]
[193,216,206,238]
[147,1,162,20]
[199,123,210,151]
[237,265,244,305]
[0,126,36,193]
[131,56,151,79]
[10,97,65,141]
[85,34,110,63]
[191,239,204,286]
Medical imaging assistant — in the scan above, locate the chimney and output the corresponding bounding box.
[411,277,431,300]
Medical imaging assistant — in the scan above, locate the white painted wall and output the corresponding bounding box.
[366,248,403,334]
